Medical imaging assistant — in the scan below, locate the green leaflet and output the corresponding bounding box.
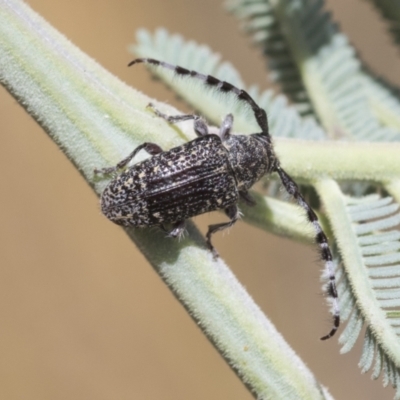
[361,72,400,133]
[133,28,327,140]
[227,0,400,141]
[316,180,400,399]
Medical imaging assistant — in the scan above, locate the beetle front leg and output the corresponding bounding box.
[147,103,209,137]
[219,114,233,141]
[206,204,240,258]
[94,142,163,175]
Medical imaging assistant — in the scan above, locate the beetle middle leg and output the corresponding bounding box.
[206,204,240,258]
[147,103,209,137]
[94,142,163,175]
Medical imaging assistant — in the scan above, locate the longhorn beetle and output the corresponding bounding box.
[95,58,340,340]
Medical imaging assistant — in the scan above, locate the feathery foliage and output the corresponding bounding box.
[2,0,400,398]
[228,0,400,142]
[317,181,400,399]
[366,0,400,46]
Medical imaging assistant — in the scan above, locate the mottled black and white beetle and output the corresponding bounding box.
[95,58,340,340]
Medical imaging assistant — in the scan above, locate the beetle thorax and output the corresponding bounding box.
[223,134,274,190]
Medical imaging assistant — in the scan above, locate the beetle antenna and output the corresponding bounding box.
[128,58,270,137]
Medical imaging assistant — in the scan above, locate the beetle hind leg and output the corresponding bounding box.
[206,205,240,259]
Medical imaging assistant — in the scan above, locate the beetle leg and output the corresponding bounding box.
[166,220,186,240]
[147,103,209,137]
[94,142,163,175]
[239,190,256,206]
[219,114,233,141]
[206,204,240,258]
[192,118,209,137]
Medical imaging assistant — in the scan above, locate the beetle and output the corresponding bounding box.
[95,58,340,340]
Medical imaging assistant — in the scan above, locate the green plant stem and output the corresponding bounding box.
[275,138,400,182]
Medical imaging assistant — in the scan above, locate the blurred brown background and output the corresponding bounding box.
[1,1,399,399]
